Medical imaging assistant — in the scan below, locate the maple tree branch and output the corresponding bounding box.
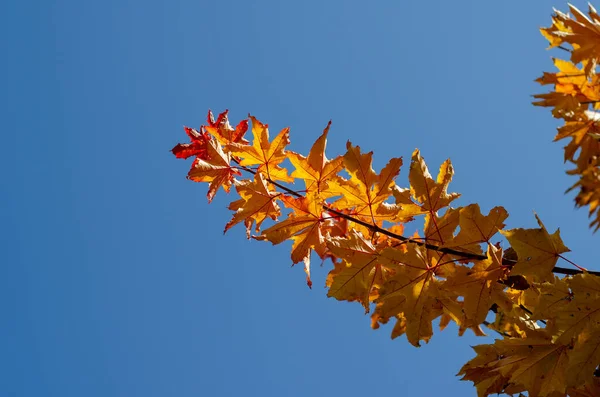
[232,159,600,277]
[518,304,547,325]
[482,321,511,338]
[323,207,486,259]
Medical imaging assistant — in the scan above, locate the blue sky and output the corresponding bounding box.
[2,0,598,396]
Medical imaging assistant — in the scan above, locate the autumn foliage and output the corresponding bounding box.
[535,4,600,231]
[172,4,600,397]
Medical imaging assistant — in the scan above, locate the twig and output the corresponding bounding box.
[482,321,511,338]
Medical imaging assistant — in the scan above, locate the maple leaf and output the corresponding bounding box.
[458,344,511,396]
[532,91,585,119]
[254,194,327,287]
[371,293,407,330]
[567,165,600,230]
[536,58,588,88]
[423,207,459,247]
[444,245,509,328]
[390,186,427,219]
[500,214,570,282]
[330,142,404,224]
[204,109,249,146]
[224,173,281,238]
[187,137,241,202]
[376,244,439,346]
[461,337,570,397]
[535,274,600,389]
[556,117,600,157]
[550,274,600,343]
[288,121,344,197]
[536,58,600,103]
[443,204,508,255]
[542,4,600,77]
[568,378,600,397]
[228,115,293,183]
[568,328,600,388]
[172,126,211,160]
[530,276,571,324]
[409,149,460,214]
[326,230,396,313]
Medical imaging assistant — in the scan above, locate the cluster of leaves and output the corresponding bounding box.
[172,5,600,397]
[534,3,600,231]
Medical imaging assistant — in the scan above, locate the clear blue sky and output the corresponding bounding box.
[2,1,597,396]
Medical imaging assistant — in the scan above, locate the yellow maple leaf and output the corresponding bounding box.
[224,173,281,238]
[228,115,293,183]
[500,214,570,281]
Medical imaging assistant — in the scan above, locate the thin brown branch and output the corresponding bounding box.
[233,159,600,277]
[482,321,511,337]
[557,45,572,53]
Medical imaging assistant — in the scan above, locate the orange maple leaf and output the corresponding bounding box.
[535,58,588,88]
[254,194,328,287]
[460,337,570,397]
[228,115,293,183]
[444,245,508,328]
[224,173,281,238]
[444,204,508,255]
[187,137,241,202]
[532,91,586,119]
[204,109,249,145]
[330,142,403,224]
[409,149,460,214]
[288,121,344,197]
[423,207,459,247]
[377,244,438,346]
[325,230,397,313]
[535,58,600,102]
[172,126,211,160]
[533,59,600,120]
